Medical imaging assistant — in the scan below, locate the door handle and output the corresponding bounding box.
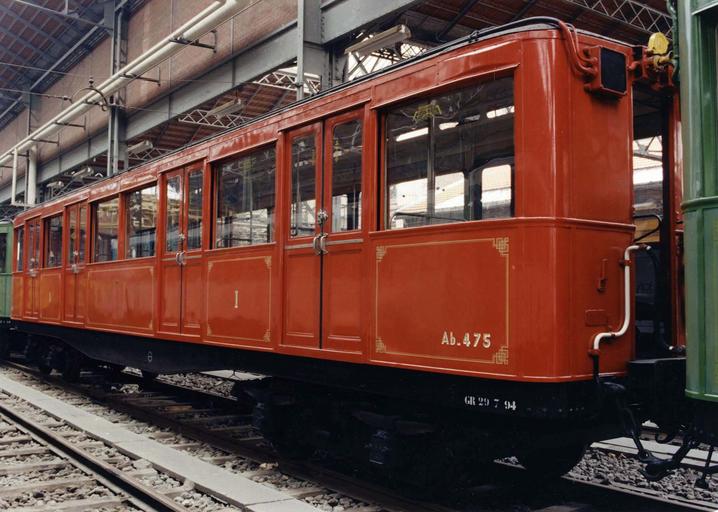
[319,233,328,254]
[177,251,186,266]
[72,251,80,274]
[312,234,322,255]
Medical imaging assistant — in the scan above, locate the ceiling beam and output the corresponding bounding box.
[561,0,672,37]
[510,0,539,21]
[435,0,481,41]
[0,4,71,53]
[0,25,106,129]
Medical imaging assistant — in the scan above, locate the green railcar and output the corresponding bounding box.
[679,1,718,408]
[0,222,11,322]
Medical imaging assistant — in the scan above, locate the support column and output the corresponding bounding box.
[25,91,37,205]
[296,0,329,99]
[107,0,128,177]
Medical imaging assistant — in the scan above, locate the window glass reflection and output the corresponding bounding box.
[44,215,62,268]
[215,146,275,248]
[290,135,316,237]
[385,77,515,229]
[126,185,158,258]
[331,120,362,232]
[94,198,119,262]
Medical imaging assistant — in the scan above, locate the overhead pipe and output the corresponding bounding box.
[10,148,18,207]
[0,0,252,191]
[27,146,37,206]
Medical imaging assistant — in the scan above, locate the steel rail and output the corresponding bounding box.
[0,395,188,512]
[2,360,455,512]
[5,359,715,511]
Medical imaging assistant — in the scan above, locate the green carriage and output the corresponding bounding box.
[679,0,718,438]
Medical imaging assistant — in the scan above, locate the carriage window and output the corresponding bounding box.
[15,227,23,271]
[385,76,515,229]
[44,215,62,268]
[68,208,77,265]
[165,176,182,252]
[94,197,119,262]
[0,233,7,273]
[126,184,158,258]
[187,171,203,250]
[290,135,316,237]
[215,146,276,248]
[332,120,362,231]
[79,206,86,263]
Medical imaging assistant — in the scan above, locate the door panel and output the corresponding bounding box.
[182,170,203,335]
[159,171,184,334]
[64,203,87,324]
[159,166,204,336]
[284,248,320,346]
[24,218,40,319]
[321,112,365,352]
[282,125,322,348]
[75,205,88,322]
[322,244,362,351]
[281,112,365,353]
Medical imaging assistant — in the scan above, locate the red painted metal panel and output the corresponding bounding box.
[9,29,650,384]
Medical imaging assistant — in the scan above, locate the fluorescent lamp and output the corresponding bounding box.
[439,122,458,130]
[395,127,428,142]
[127,140,153,155]
[345,25,412,57]
[487,106,515,119]
[207,99,243,116]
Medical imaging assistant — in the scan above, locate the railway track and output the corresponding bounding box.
[0,360,453,512]
[0,360,713,512]
[0,399,193,511]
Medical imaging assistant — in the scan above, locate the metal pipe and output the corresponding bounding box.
[10,148,18,207]
[592,244,644,352]
[27,146,36,205]
[296,0,305,100]
[0,0,250,170]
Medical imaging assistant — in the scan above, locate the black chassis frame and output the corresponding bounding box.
[15,320,610,423]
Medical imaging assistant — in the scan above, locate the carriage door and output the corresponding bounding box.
[64,203,87,323]
[283,111,365,352]
[24,217,41,318]
[159,166,204,336]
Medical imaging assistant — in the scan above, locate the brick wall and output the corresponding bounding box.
[0,0,297,175]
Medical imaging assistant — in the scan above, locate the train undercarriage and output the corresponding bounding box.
[3,320,706,489]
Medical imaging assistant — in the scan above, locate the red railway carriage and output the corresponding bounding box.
[8,19,685,479]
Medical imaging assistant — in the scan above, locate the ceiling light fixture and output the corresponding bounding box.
[207,99,243,116]
[127,140,153,156]
[345,25,412,57]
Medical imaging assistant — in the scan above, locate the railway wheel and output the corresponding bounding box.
[0,331,10,359]
[36,345,53,375]
[141,370,158,384]
[61,351,81,383]
[517,442,587,479]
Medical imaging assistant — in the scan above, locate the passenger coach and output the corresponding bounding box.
[8,18,687,482]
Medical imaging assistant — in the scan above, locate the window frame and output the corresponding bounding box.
[212,142,278,250]
[91,195,121,263]
[323,109,365,234]
[124,182,159,260]
[43,213,63,268]
[65,202,89,268]
[13,226,23,273]
[380,73,517,230]
[0,231,8,274]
